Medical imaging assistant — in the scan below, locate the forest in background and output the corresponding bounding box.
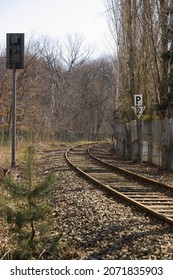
[0,34,116,142]
[1,0,173,143]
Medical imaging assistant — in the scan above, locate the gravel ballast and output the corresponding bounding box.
[41,146,173,260]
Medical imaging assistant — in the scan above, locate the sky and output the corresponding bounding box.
[0,0,112,58]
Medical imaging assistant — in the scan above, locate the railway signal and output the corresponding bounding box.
[132,94,146,118]
[6,33,24,69]
[6,33,25,168]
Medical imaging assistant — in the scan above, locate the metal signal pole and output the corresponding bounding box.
[12,65,17,168]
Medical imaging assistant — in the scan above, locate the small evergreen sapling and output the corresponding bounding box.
[2,145,56,259]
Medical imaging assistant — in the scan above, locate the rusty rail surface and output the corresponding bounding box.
[65,143,173,226]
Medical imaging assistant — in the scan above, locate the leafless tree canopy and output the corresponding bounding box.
[0,34,116,141]
[105,0,173,120]
[1,0,171,141]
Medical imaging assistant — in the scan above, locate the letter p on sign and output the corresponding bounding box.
[134,94,143,106]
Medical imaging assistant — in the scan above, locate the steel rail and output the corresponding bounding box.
[65,143,173,226]
[88,146,173,191]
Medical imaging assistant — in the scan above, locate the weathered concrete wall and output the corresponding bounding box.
[114,119,173,171]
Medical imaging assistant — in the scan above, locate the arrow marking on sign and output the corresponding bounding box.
[132,106,146,119]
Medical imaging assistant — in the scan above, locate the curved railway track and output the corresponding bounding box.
[65,143,173,226]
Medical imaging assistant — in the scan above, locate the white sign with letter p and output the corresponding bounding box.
[134,94,143,106]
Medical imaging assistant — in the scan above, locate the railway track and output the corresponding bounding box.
[65,143,173,226]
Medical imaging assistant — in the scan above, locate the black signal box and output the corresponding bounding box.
[6,33,24,69]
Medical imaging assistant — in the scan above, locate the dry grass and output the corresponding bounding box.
[0,145,11,169]
[0,139,30,170]
[0,140,67,170]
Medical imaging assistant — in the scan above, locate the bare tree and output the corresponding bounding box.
[105,0,173,120]
[59,34,93,72]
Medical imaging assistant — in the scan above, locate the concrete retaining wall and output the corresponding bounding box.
[114,119,173,171]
